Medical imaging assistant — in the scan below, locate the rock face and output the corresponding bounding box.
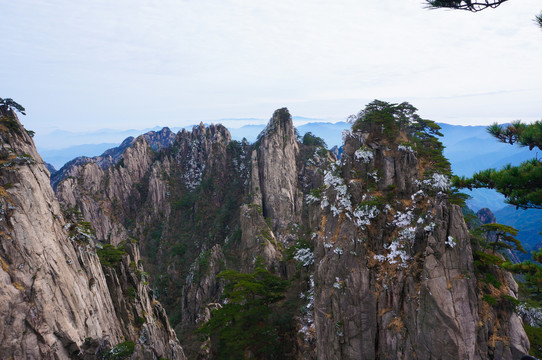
[49,106,530,359]
[255,108,301,232]
[311,135,479,359]
[0,108,185,359]
[305,119,529,359]
[477,207,497,225]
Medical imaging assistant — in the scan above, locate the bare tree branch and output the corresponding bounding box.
[425,0,509,12]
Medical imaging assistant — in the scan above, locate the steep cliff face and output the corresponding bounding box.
[53,122,254,354]
[303,112,529,359]
[254,108,301,233]
[50,105,530,359]
[0,109,185,359]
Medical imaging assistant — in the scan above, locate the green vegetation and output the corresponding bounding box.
[136,316,146,326]
[125,286,137,300]
[349,100,451,177]
[452,108,542,211]
[525,325,542,358]
[425,0,507,12]
[452,119,542,351]
[480,223,525,254]
[107,340,135,360]
[0,98,26,115]
[197,259,290,359]
[482,294,498,306]
[302,132,327,148]
[97,244,126,267]
[0,98,27,137]
[454,158,542,210]
[503,250,542,302]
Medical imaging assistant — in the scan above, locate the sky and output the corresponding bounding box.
[2,0,542,137]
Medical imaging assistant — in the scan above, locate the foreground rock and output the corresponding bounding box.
[0,108,185,359]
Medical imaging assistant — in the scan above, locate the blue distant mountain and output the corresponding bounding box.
[494,206,542,253]
[437,123,534,179]
[40,143,119,170]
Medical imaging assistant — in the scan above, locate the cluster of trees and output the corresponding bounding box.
[197,258,290,359]
[350,100,452,176]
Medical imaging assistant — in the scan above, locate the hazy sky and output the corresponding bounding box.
[2,0,541,134]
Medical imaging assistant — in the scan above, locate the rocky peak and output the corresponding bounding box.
[141,127,177,151]
[477,207,497,224]
[45,102,532,359]
[51,127,176,190]
[305,103,529,359]
[254,108,301,232]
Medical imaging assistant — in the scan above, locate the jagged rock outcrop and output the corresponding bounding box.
[49,104,531,359]
[0,109,185,359]
[53,122,254,352]
[304,116,529,359]
[254,108,301,233]
[51,127,176,190]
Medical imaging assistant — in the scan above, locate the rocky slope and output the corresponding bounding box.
[51,104,530,359]
[0,107,185,359]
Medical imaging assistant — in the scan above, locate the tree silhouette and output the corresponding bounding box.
[0,98,26,115]
[426,0,509,12]
[425,0,542,30]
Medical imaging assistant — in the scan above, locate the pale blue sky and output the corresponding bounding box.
[2,0,541,135]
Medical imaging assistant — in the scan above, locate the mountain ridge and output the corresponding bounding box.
[49,105,530,358]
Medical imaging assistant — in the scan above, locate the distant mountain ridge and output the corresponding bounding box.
[40,120,536,211]
[47,121,539,253]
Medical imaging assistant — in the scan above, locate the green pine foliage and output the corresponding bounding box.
[424,0,541,31]
[97,244,127,267]
[302,132,327,148]
[453,120,542,209]
[0,98,26,115]
[349,100,451,175]
[0,98,27,137]
[425,0,508,12]
[107,340,135,360]
[525,325,542,358]
[454,158,542,209]
[480,223,526,253]
[197,260,290,359]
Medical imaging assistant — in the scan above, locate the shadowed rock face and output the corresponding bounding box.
[48,107,529,359]
[0,109,185,359]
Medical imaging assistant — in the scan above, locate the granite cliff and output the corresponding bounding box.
[0,107,185,359]
[17,102,532,359]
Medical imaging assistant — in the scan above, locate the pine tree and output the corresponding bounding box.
[480,223,526,253]
[453,121,542,209]
[197,259,289,359]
